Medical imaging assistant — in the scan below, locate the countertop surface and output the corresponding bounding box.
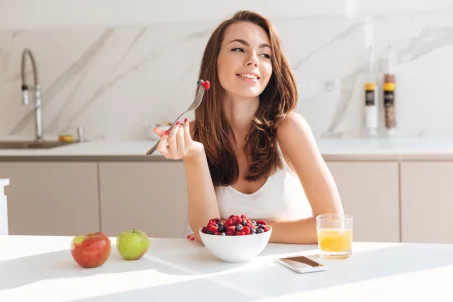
[0,235,451,301]
[3,136,453,160]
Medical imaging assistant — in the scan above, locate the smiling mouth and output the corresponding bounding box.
[236,73,260,80]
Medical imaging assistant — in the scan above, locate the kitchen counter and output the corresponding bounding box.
[0,139,165,161]
[2,137,453,161]
[0,235,451,301]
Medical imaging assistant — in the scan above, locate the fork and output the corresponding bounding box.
[146,80,208,156]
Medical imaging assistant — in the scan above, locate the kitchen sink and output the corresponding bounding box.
[0,140,77,149]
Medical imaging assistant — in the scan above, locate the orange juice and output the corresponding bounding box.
[318,228,352,254]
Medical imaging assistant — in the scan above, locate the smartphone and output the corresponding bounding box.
[276,255,326,274]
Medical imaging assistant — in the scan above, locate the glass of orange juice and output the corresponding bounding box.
[316,213,353,257]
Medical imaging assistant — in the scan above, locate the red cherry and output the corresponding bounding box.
[201,81,210,90]
[224,219,233,227]
[226,226,236,233]
[207,224,218,233]
[243,226,251,235]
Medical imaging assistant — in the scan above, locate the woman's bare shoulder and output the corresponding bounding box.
[277,111,312,138]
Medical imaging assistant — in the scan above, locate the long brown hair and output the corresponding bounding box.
[193,10,298,187]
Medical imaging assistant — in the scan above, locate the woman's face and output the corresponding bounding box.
[217,21,273,99]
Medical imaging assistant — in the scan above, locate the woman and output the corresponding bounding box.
[154,10,344,244]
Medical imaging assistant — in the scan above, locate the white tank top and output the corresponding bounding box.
[215,144,313,221]
[183,144,313,237]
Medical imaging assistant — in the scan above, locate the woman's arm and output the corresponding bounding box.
[156,119,220,242]
[269,112,344,244]
[184,150,220,242]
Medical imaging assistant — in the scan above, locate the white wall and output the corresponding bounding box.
[0,0,349,29]
[2,0,453,140]
[2,0,452,29]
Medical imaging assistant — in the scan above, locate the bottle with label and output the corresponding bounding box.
[383,46,396,134]
[364,46,379,135]
[364,82,379,135]
[383,77,396,132]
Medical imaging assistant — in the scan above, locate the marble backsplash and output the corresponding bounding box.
[2,7,453,141]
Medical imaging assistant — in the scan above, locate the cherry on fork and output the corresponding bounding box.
[201,80,210,90]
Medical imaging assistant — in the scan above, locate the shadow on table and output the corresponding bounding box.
[144,241,315,276]
[64,243,453,301]
[4,242,452,301]
[0,246,193,291]
[212,243,453,298]
[69,277,262,302]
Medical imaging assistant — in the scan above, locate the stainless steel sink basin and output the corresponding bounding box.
[0,140,77,149]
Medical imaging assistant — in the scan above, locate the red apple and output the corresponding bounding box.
[71,232,111,268]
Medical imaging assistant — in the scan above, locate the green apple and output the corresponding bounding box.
[116,229,150,260]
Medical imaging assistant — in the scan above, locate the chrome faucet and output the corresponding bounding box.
[21,48,43,142]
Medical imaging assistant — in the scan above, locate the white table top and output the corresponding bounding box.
[0,236,451,301]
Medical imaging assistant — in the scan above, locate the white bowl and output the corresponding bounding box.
[198,227,272,263]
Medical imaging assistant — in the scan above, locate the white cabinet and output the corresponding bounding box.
[99,162,188,238]
[401,162,453,243]
[326,162,400,242]
[0,179,9,235]
[2,157,451,243]
[0,162,100,236]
